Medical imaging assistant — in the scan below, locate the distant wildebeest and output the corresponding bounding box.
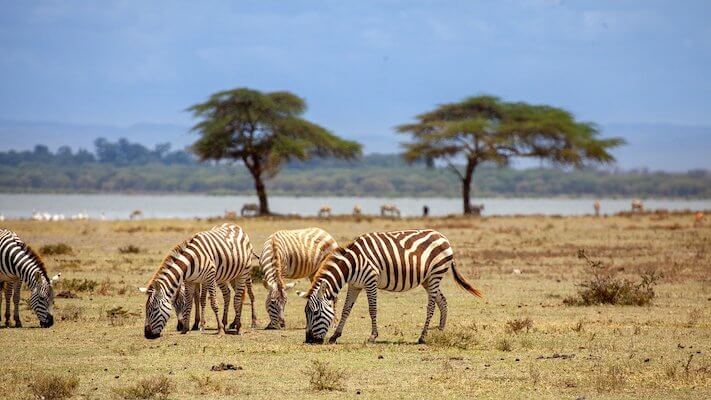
[423,205,429,217]
[594,200,601,217]
[469,203,484,216]
[318,206,332,218]
[380,204,401,218]
[129,210,143,220]
[631,199,644,213]
[241,203,260,217]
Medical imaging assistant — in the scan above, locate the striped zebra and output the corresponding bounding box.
[301,229,482,344]
[2,280,22,327]
[0,229,60,328]
[142,223,253,339]
[260,227,338,329]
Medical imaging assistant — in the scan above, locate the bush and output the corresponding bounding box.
[28,373,79,400]
[40,243,73,256]
[250,266,264,283]
[304,360,346,392]
[505,318,533,334]
[564,249,661,306]
[113,376,173,399]
[427,322,478,349]
[496,338,513,352]
[58,278,98,292]
[118,245,142,254]
[58,304,83,322]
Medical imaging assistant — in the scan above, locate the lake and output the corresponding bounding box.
[0,194,709,220]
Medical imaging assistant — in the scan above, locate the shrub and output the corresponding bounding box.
[250,266,264,283]
[495,338,513,352]
[106,306,138,326]
[505,317,533,334]
[427,322,478,349]
[564,249,661,306]
[58,304,83,322]
[595,365,626,393]
[40,243,73,256]
[118,245,142,254]
[113,376,173,399]
[57,278,98,292]
[28,373,79,400]
[304,360,346,392]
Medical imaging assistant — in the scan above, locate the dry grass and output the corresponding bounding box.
[112,376,173,399]
[304,360,347,391]
[27,373,79,400]
[39,243,74,255]
[0,213,708,399]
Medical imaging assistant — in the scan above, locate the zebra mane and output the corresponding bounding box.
[305,244,350,297]
[270,235,286,295]
[17,238,49,283]
[147,238,191,287]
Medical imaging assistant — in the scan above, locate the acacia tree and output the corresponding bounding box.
[397,95,625,214]
[189,88,361,215]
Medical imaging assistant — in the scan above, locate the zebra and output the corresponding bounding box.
[260,227,338,329]
[2,280,22,327]
[141,223,253,339]
[380,204,401,218]
[0,229,60,328]
[301,229,482,344]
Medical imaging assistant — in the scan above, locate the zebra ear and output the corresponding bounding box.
[138,287,148,293]
[284,282,297,290]
[51,273,61,282]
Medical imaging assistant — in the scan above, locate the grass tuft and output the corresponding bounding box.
[113,376,173,399]
[564,249,661,306]
[427,322,478,349]
[505,317,533,334]
[40,243,73,256]
[304,360,346,392]
[58,278,98,292]
[496,338,513,352]
[58,304,83,321]
[118,245,142,254]
[28,373,79,400]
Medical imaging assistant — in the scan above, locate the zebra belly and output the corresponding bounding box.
[375,263,428,292]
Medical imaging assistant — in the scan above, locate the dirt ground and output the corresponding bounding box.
[1,213,709,399]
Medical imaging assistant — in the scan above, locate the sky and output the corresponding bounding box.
[0,0,709,170]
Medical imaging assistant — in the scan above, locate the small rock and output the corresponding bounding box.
[377,355,384,359]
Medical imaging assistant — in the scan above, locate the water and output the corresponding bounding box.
[0,194,708,220]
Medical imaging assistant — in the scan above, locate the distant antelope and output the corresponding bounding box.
[469,204,484,216]
[318,206,332,218]
[241,203,260,217]
[593,200,601,217]
[695,211,704,227]
[631,199,644,213]
[352,205,362,217]
[380,204,401,218]
[129,210,143,220]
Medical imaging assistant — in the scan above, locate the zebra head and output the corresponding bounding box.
[30,271,57,328]
[264,282,296,329]
[302,288,335,344]
[142,284,172,339]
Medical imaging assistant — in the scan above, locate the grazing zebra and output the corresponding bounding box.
[261,228,338,329]
[141,223,253,339]
[318,206,332,218]
[0,229,60,328]
[380,204,401,218]
[301,229,482,344]
[241,203,260,217]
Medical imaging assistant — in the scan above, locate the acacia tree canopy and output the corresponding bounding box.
[189,88,362,214]
[397,95,626,214]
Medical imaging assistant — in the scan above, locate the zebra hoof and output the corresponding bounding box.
[14,321,22,328]
[417,337,426,344]
[367,335,377,344]
[191,323,200,331]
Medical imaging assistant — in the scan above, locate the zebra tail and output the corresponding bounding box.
[251,250,261,260]
[451,261,483,298]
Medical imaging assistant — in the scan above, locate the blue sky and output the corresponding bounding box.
[0,0,709,170]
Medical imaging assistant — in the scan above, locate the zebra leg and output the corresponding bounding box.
[435,292,448,330]
[365,283,379,343]
[191,284,201,331]
[180,284,195,334]
[199,284,208,333]
[229,278,246,334]
[245,277,258,329]
[219,282,230,328]
[12,281,22,328]
[329,285,361,344]
[206,280,225,336]
[418,287,438,344]
[3,283,11,328]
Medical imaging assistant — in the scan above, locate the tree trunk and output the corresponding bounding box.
[461,158,477,215]
[247,156,270,215]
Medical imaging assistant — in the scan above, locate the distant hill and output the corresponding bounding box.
[1,119,710,171]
